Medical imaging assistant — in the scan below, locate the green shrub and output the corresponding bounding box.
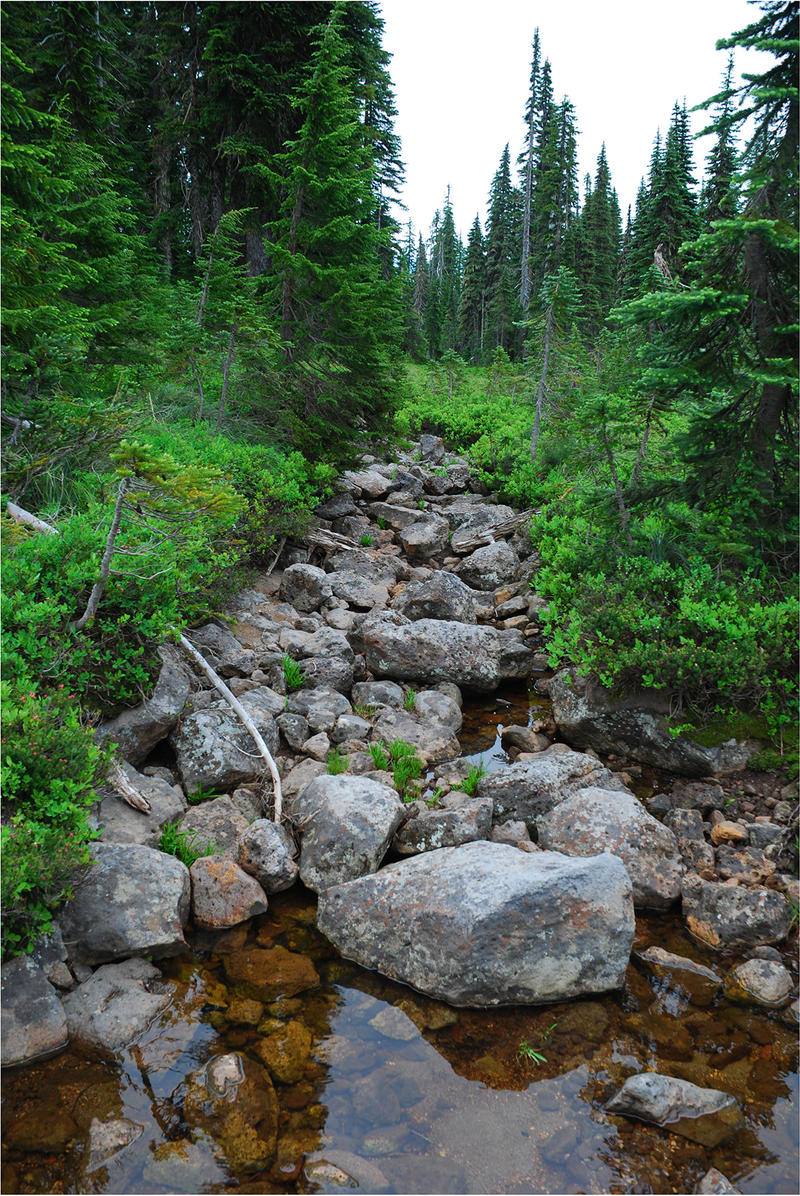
[187,786,223,805]
[360,533,373,546]
[389,740,422,800]
[404,688,416,712]
[1,816,94,959]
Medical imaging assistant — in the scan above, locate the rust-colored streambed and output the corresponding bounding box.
[2,692,798,1195]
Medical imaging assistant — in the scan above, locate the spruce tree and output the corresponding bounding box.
[267,5,400,455]
[485,146,522,355]
[458,216,488,362]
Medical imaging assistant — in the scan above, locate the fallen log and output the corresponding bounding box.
[452,510,533,554]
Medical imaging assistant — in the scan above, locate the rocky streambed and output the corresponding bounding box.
[2,436,798,1194]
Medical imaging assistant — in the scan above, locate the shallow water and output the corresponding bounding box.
[2,692,798,1195]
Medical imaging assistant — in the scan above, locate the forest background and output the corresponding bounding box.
[1,0,797,959]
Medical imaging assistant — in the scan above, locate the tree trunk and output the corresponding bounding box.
[71,478,130,631]
[530,304,554,464]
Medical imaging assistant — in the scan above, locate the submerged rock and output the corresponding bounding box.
[722,958,794,1007]
[317,840,634,1006]
[182,1052,280,1173]
[606,1073,744,1146]
[634,947,723,1007]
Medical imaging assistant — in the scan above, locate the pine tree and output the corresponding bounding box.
[575,145,622,329]
[699,56,740,222]
[267,5,400,455]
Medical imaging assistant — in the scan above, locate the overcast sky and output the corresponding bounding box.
[379,0,769,242]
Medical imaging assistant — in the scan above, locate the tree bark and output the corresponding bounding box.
[530,304,554,465]
[71,478,130,631]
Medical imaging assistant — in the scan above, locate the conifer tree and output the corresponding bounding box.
[268,5,400,455]
[458,216,488,362]
[699,56,740,222]
[485,146,522,354]
[574,145,622,329]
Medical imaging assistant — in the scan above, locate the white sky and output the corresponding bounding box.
[378,0,770,242]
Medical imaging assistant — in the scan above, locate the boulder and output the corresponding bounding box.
[392,572,478,624]
[550,671,716,776]
[341,468,392,499]
[186,622,255,678]
[475,743,628,827]
[330,572,390,611]
[169,689,280,792]
[418,434,446,462]
[682,874,793,949]
[393,797,493,855]
[317,841,634,1006]
[363,613,531,691]
[330,714,373,744]
[412,689,462,732]
[537,787,683,910]
[60,842,190,964]
[606,1073,744,1147]
[276,712,310,751]
[293,774,405,892]
[178,796,250,858]
[315,492,358,520]
[351,680,405,710]
[93,762,187,847]
[190,856,268,929]
[368,501,429,530]
[61,958,172,1051]
[398,517,451,558]
[371,708,460,766]
[1,955,68,1067]
[279,563,333,612]
[500,725,550,754]
[285,687,351,733]
[455,542,520,591]
[722,958,794,1007]
[97,645,192,765]
[237,820,299,893]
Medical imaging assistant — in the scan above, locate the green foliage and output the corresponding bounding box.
[327,748,348,775]
[456,760,488,796]
[360,533,373,546]
[368,742,390,771]
[1,816,94,960]
[186,786,224,806]
[282,656,306,693]
[388,739,423,799]
[158,822,217,868]
[403,688,417,712]
[517,1040,547,1066]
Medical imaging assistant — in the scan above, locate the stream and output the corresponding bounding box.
[2,689,798,1195]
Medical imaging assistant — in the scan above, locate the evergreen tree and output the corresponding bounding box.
[519,30,542,315]
[267,5,400,455]
[699,55,740,222]
[574,145,622,329]
[617,1,798,555]
[458,216,487,361]
[529,97,580,298]
[485,145,522,354]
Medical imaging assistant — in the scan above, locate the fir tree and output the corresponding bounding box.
[268,5,400,455]
[485,145,522,355]
[458,216,488,362]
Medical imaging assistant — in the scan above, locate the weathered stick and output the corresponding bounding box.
[5,502,59,536]
[452,510,533,554]
[177,632,283,822]
[108,759,152,812]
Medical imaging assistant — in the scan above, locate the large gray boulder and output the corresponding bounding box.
[292,775,405,893]
[59,842,190,964]
[285,687,352,733]
[1,955,69,1067]
[97,645,192,766]
[455,541,520,591]
[393,797,493,855]
[682,875,793,949]
[178,795,250,858]
[169,687,280,792]
[537,786,684,910]
[61,958,172,1051]
[392,572,479,624]
[238,820,299,893]
[317,841,635,1006]
[93,762,187,847]
[550,671,717,776]
[475,743,629,827]
[363,613,531,691]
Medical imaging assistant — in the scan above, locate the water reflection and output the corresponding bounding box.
[3,885,796,1195]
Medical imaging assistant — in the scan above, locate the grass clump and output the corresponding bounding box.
[456,760,487,796]
[368,742,390,771]
[404,688,416,712]
[187,785,223,805]
[282,655,305,693]
[327,747,348,775]
[389,739,422,801]
[360,533,373,546]
[158,822,218,868]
